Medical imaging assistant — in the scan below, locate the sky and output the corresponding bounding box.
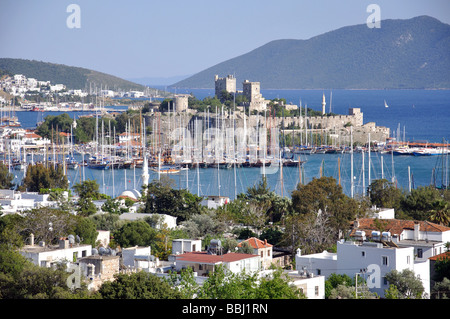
[0,0,449,82]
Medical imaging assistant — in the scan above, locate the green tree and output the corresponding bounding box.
[143,176,203,222]
[0,162,14,189]
[367,179,404,211]
[166,267,200,298]
[287,177,361,254]
[73,179,102,200]
[433,254,450,283]
[196,265,304,299]
[113,220,158,248]
[89,213,125,232]
[431,277,450,299]
[0,246,94,299]
[99,271,182,299]
[181,211,226,239]
[401,186,442,220]
[20,164,68,192]
[429,200,450,226]
[385,269,425,299]
[19,207,77,246]
[71,216,98,246]
[325,273,353,298]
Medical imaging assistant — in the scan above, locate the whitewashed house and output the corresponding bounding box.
[174,251,261,277]
[20,236,92,267]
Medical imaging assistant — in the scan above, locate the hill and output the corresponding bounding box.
[0,58,148,91]
[172,16,450,90]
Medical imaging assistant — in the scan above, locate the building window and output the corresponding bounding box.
[261,251,263,258]
[361,251,366,257]
[382,256,388,266]
[407,255,410,264]
[417,249,423,258]
[383,277,388,286]
[317,269,321,276]
[315,286,319,296]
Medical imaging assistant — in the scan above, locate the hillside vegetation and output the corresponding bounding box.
[0,58,147,91]
[172,16,450,89]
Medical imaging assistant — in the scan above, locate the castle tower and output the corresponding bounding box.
[322,93,326,115]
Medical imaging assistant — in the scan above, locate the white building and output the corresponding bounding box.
[351,218,450,263]
[295,239,430,298]
[122,246,156,270]
[20,237,92,268]
[174,251,261,277]
[118,212,177,229]
[204,195,229,209]
[238,237,273,270]
[286,270,326,299]
[172,238,202,255]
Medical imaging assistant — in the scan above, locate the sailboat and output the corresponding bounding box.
[384,100,389,108]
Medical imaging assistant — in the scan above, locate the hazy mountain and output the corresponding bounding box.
[127,74,192,86]
[0,58,149,91]
[172,16,450,90]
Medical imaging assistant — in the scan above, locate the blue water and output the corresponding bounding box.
[11,89,450,199]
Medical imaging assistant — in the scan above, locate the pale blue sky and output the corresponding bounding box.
[0,0,449,80]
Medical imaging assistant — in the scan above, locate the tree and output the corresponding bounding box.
[73,179,104,217]
[385,269,425,299]
[325,273,353,298]
[181,211,226,239]
[0,245,94,299]
[19,207,77,246]
[73,179,102,200]
[143,176,203,222]
[0,162,14,189]
[20,164,68,192]
[287,176,360,254]
[72,216,98,246]
[195,265,305,299]
[429,200,450,226]
[99,271,182,299]
[237,241,254,254]
[367,179,404,211]
[432,254,450,283]
[401,186,442,220]
[431,277,450,299]
[113,220,158,248]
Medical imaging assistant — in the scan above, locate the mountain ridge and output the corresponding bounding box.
[0,58,149,91]
[172,16,450,90]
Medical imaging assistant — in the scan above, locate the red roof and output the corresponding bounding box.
[175,251,257,264]
[429,251,450,261]
[25,133,42,139]
[238,237,272,249]
[351,218,450,237]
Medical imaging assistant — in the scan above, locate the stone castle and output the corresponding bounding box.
[144,75,390,146]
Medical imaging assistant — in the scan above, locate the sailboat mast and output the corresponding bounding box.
[350,126,354,198]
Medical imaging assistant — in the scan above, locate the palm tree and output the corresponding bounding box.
[429,200,450,226]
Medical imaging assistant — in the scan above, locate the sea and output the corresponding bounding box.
[10,89,450,200]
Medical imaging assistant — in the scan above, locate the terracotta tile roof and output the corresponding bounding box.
[25,133,42,139]
[429,251,450,261]
[175,251,257,264]
[351,218,450,237]
[238,237,273,249]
